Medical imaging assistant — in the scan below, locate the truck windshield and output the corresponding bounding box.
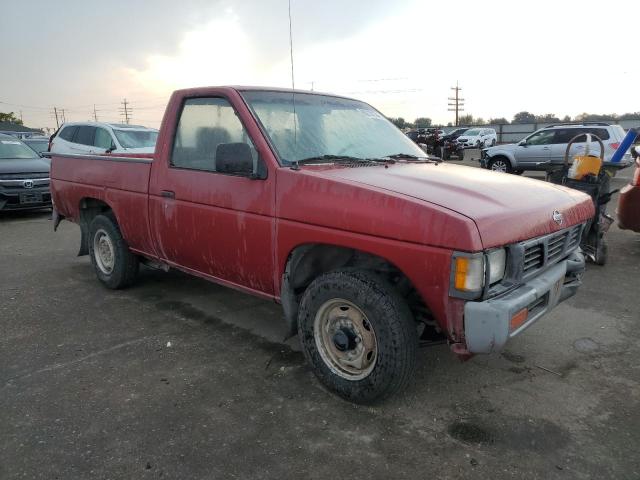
[0,139,40,159]
[113,129,158,149]
[241,91,427,164]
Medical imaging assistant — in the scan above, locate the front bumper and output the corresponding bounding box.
[464,250,585,354]
[0,187,52,211]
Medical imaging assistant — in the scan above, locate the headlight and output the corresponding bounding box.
[451,248,507,298]
[487,248,506,285]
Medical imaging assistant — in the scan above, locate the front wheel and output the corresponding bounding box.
[487,157,513,173]
[88,213,139,289]
[298,270,418,404]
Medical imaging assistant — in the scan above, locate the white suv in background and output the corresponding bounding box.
[50,122,158,155]
[456,128,497,148]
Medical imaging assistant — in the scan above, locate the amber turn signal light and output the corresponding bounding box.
[510,308,528,331]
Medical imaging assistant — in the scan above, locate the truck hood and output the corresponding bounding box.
[310,162,594,249]
[0,157,50,175]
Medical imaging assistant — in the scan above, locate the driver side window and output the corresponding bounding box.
[171,97,258,173]
[526,130,556,146]
[94,128,114,150]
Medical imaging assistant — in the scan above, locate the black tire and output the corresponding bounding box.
[487,156,513,173]
[88,213,139,289]
[298,269,418,404]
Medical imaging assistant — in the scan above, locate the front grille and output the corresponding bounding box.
[523,245,543,273]
[0,172,49,180]
[0,173,50,190]
[521,224,584,278]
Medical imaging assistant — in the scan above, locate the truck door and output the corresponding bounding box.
[149,96,276,296]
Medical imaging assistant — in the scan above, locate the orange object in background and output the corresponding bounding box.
[568,155,603,180]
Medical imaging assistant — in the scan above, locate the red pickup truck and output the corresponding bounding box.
[50,86,594,402]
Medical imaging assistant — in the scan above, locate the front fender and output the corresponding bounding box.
[483,149,517,169]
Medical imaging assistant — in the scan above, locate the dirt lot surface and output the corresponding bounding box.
[1,159,639,479]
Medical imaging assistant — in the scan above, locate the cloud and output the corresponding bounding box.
[122,13,259,95]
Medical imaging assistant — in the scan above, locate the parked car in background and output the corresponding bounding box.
[617,145,640,232]
[0,133,51,211]
[22,136,50,154]
[457,128,497,148]
[440,127,469,142]
[481,123,632,173]
[50,122,159,156]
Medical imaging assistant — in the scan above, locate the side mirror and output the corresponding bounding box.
[216,142,261,178]
[519,140,527,147]
[105,142,116,154]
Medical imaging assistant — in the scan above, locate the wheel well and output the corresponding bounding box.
[77,198,113,256]
[488,154,511,164]
[281,244,437,338]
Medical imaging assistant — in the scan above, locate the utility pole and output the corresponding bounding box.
[93,104,98,122]
[60,109,66,124]
[120,98,131,124]
[19,111,23,123]
[448,81,465,126]
[52,107,60,128]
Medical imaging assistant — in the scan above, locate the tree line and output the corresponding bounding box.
[0,112,23,125]
[388,111,640,129]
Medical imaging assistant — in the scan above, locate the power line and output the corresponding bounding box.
[119,98,131,124]
[448,81,465,126]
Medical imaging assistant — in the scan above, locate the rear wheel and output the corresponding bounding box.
[298,269,418,404]
[487,157,513,173]
[88,213,139,289]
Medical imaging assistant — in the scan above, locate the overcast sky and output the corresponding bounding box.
[1,0,639,130]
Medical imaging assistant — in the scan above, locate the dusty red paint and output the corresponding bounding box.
[50,86,595,351]
[617,158,640,232]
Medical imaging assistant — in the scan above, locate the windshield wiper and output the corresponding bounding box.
[291,155,395,169]
[384,153,441,164]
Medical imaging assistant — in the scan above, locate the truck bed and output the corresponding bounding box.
[50,153,156,256]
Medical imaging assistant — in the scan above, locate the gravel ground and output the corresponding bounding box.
[1,160,639,479]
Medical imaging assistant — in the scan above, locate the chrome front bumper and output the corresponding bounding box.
[464,250,585,354]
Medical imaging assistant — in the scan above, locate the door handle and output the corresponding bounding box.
[161,190,175,199]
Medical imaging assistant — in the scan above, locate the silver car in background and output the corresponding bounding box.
[481,123,632,173]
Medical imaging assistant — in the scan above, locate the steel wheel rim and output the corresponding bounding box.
[491,160,507,172]
[313,298,378,381]
[93,228,115,274]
